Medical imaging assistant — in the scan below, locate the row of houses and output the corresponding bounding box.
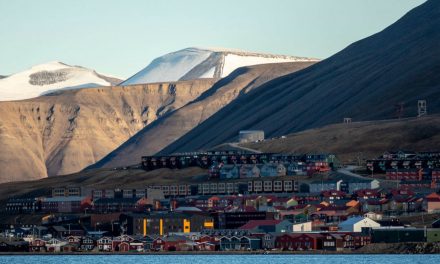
[8,187,440,217]
[6,227,440,253]
[6,196,150,214]
[366,151,440,173]
[6,177,377,214]
[8,189,440,219]
[385,168,440,181]
[308,179,380,194]
[209,161,331,180]
[380,151,440,160]
[141,152,336,171]
[11,214,440,253]
[22,232,366,252]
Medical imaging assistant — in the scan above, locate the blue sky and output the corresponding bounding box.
[0,0,425,78]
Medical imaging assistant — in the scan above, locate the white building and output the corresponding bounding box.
[338,216,380,232]
[364,212,383,221]
[292,221,312,232]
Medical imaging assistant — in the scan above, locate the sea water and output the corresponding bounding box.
[0,254,438,264]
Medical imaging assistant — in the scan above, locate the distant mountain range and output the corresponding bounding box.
[0,48,313,183]
[159,0,440,155]
[121,47,318,85]
[0,61,122,101]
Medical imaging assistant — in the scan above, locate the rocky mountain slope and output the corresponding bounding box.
[160,0,440,155]
[0,61,122,101]
[92,61,316,168]
[242,115,440,163]
[121,47,317,85]
[0,79,215,183]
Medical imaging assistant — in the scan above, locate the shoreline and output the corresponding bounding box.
[0,250,438,256]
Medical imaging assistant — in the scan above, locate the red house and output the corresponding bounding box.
[118,240,144,252]
[306,162,331,175]
[153,235,191,251]
[112,235,134,251]
[321,190,346,203]
[355,189,379,200]
[275,233,323,250]
[29,239,46,252]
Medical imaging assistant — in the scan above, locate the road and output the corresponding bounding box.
[227,143,262,154]
[337,165,372,180]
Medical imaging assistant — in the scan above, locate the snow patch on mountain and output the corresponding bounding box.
[0,61,118,101]
[122,48,212,85]
[222,53,304,77]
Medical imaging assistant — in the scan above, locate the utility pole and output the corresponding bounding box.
[418,100,427,117]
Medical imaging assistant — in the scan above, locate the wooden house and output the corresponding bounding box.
[97,236,113,251]
[219,165,240,179]
[260,164,286,177]
[29,238,46,252]
[239,165,260,178]
[45,238,67,252]
[275,233,323,251]
[80,236,96,251]
[219,236,261,250]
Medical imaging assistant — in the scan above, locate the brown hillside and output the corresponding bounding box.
[242,115,440,163]
[0,79,215,183]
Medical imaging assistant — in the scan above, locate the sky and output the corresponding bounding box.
[0,0,426,79]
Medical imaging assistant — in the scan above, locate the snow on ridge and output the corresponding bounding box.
[221,53,309,77]
[192,47,318,61]
[122,47,318,85]
[0,61,114,101]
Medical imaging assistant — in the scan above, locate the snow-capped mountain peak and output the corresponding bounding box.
[0,62,122,101]
[121,47,318,85]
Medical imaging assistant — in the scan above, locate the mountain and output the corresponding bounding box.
[160,0,440,155]
[242,115,440,163]
[92,61,316,169]
[0,79,215,183]
[0,75,6,79]
[121,47,318,85]
[0,61,122,101]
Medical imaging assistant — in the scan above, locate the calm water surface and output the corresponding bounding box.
[0,254,439,264]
